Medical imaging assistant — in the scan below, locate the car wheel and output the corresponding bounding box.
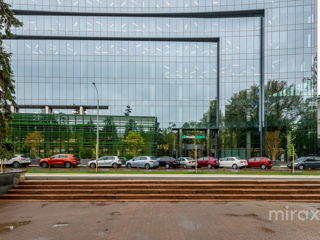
[261,164,266,170]
[183,165,188,169]
[112,163,118,169]
[145,164,150,170]
[64,162,72,168]
[208,164,212,169]
[127,163,132,169]
[298,165,304,170]
[12,161,20,168]
[90,163,96,168]
[165,163,170,169]
[232,164,238,169]
[41,162,48,168]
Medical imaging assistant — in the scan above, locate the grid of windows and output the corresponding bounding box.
[4,0,318,158]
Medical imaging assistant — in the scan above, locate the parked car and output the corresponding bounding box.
[88,156,122,168]
[4,154,31,168]
[119,157,127,164]
[218,157,248,169]
[126,156,159,169]
[247,157,273,169]
[197,157,219,168]
[157,156,180,168]
[40,154,80,168]
[177,157,196,169]
[287,156,320,170]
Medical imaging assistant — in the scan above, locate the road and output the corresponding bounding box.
[0,201,319,240]
[4,165,320,174]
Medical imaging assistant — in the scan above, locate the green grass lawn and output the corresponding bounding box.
[26,170,320,175]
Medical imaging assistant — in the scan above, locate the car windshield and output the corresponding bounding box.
[295,157,307,162]
[186,157,194,161]
[150,157,156,160]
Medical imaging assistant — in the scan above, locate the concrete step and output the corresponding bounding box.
[3,180,320,202]
[2,193,320,201]
[13,184,320,190]
[8,188,320,195]
[18,180,320,185]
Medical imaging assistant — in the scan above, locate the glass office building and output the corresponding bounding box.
[4,0,318,159]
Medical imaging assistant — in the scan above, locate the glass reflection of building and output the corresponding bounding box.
[4,0,317,159]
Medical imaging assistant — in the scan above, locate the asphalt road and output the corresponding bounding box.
[4,165,320,174]
[0,201,319,240]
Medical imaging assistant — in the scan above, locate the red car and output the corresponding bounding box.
[40,154,80,168]
[197,157,219,168]
[246,157,273,169]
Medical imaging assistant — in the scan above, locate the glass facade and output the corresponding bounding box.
[4,0,318,159]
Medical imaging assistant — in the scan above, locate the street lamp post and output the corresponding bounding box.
[92,82,99,173]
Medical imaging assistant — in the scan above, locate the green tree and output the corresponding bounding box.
[0,2,22,169]
[125,131,144,157]
[294,55,317,156]
[100,117,118,154]
[80,147,93,159]
[265,130,282,160]
[124,105,132,116]
[24,131,44,159]
[124,118,137,138]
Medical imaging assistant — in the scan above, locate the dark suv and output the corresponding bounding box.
[156,156,180,169]
[287,156,320,170]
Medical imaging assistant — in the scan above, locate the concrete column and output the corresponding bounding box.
[179,129,183,158]
[214,131,219,159]
[79,106,85,115]
[246,131,251,158]
[207,128,210,156]
[45,106,52,114]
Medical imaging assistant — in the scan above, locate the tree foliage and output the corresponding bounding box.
[24,131,44,159]
[0,2,22,163]
[124,105,132,116]
[80,147,93,159]
[265,130,282,160]
[125,131,144,157]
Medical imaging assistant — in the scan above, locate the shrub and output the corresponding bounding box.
[80,148,93,159]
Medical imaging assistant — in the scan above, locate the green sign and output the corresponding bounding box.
[182,135,207,139]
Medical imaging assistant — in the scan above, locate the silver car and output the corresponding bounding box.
[4,154,31,168]
[177,157,196,168]
[126,156,159,169]
[88,156,122,168]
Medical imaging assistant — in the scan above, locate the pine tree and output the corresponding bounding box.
[0,1,22,169]
[124,105,132,116]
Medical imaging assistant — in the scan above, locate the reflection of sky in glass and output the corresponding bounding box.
[5,39,218,127]
[4,0,317,128]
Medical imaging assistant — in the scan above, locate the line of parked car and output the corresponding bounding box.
[5,154,320,171]
[2,154,274,170]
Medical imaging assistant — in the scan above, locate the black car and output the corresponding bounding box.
[287,156,320,170]
[156,156,180,169]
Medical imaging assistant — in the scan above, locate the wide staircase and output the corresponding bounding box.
[2,180,320,202]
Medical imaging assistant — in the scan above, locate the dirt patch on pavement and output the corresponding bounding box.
[225,213,269,223]
[261,226,276,233]
[0,221,32,234]
[110,211,120,215]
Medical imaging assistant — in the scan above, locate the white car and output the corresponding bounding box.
[4,154,31,168]
[219,157,248,169]
[88,156,122,168]
[177,157,196,168]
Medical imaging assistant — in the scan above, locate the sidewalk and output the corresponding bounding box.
[24,173,320,180]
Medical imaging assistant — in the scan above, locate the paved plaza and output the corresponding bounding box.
[0,201,320,240]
